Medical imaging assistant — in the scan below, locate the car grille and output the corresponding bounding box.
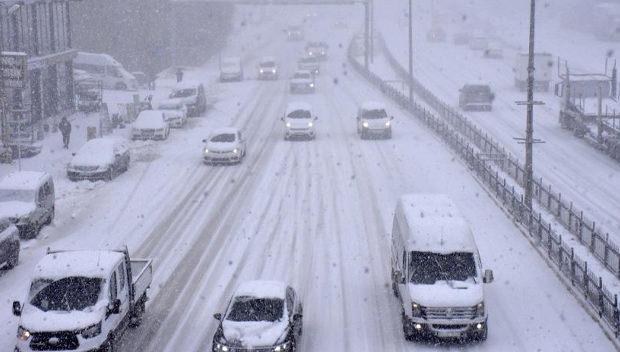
[30,331,79,351]
[432,324,468,330]
[74,165,98,172]
[422,306,476,320]
[227,348,273,352]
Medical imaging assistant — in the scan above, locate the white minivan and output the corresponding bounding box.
[391,194,493,342]
[74,52,137,90]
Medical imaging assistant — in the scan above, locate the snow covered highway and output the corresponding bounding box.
[0,3,617,352]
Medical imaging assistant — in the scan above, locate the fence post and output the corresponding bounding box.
[559,235,563,269]
[599,277,604,317]
[570,248,576,286]
[548,224,553,256]
[568,202,573,228]
[578,211,584,243]
[591,222,597,252]
[584,261,589,300]
[557,193,562,217]
[604,233,609,269]
[547,185,552,208]
[614,294,619,337]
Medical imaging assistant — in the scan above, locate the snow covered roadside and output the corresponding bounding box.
[374,0,620,246]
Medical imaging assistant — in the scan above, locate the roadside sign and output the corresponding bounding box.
[0,52,27,89]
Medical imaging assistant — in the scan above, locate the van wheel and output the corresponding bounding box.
[129,297,146,327]
[45,206,54,225]
[402,311,415,341]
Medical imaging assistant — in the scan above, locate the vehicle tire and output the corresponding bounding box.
[106,168,114,181]
[44,206,55,225]
[115,82,127,90]
[20,223,39,240]
[102,335,116,352]
[471,322,488,342]
[129,296,146,327]
[402,311,415,341]
[6,243,19,269]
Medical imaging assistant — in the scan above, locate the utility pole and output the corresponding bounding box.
[369,0,374,64]
[364,1,369,70]
[524,0,538,210]
[408,0,413,103]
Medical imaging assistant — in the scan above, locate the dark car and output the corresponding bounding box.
[0,218,19,269]
[459,84,495,111]
[212,281,303,352]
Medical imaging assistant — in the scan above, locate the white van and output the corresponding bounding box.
[73,52,137,90]
[390,194,493,342]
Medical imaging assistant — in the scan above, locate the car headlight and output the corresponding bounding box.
[233,148,239,154]
[385,121,391,127]
[286,122,291,128]
[272,69,277,74]
[81,322,102,339]
[362,121,369,128]
[17,326,31,341]
[213,343,230,352]
[204,148,210,154]
[309,83,315,88]
[412,302,422,318]
[260,69,264,74]
[475,302,485,317]
[308,122,313,127]
[273,342,290,351]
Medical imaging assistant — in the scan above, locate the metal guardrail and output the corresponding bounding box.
[374,35,620,281]
[346,40,620,339]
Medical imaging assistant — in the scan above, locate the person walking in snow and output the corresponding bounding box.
[59,117,71,149]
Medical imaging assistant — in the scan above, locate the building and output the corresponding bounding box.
[0,0,76,154]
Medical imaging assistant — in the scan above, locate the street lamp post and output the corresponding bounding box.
[524,0,537,210]
[408,0,413,103]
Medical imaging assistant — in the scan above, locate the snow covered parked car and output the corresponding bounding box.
[0,171,54,239]
[391,194,493,342]
[0,218,19,270]
[158,82,207,117]
[12,248,152,352]
[258,57,279,80]
[131,110,170,141]
[356,101,394,139]
[67,137,130,181]
[202,127,247,165]
[289,70,315,94]
[212,280,303,352]
[220,57,244,82]
[162,109,187,128]
[282,102,317,140]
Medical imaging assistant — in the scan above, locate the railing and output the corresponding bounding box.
[374,35,620,282]
[346,39,620,339]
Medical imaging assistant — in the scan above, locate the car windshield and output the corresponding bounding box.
[210,133,236,143]
[463,86,491,98]
[223,61,239,68]
[409,251,477,284]
[294,73,311,79]
[300,57,318,64]
[287,109,311,119]
[0,189,35,203]
[226,297,284,322]
[170,88,196,98]
[260,61,275,68]
[362,109,387,119]
[29,277,102,312]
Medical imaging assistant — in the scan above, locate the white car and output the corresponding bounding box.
[203,127,247,164]
[356,101,394,139]
[67,137,130,181]
[161,109,187,128]
[0,218,19,270]
[131,110,170,141]
[212,281,303,352]
[282,102,317,140]
[258,56,279,80]
[297,56,320,75]
[289,70,315,94]
[220,57,243,82]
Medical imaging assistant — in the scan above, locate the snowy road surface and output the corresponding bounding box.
[0,5,616,352]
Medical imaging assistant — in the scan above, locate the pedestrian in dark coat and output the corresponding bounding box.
[59,117,71,149]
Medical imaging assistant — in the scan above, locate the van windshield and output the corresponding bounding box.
[409,252,476,284]
[287,110,311,119]
[29,277,102,312]
[170,88,196,98]
[0,189,35,203]
[361,109,387,119]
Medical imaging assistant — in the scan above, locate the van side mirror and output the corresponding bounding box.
[213,313,223,321]
[108,299,121,314]
[202,139,206,143]
[483,269,494,284]
[12,301,21,316]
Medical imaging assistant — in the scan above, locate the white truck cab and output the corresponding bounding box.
[13,248,152,352]
[390,194,493,342]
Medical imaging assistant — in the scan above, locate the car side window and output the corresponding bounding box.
[118,262,126,291]
[109,271,118,301]
[286,287,295,315]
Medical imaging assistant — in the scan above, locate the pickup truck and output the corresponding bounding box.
[12,247,152,352]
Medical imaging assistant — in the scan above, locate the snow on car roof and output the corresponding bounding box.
[397,194,477,254]
[222,57,241,64]
[75,51,120,67]
[260,56,277,63]
[33,250,124,280]
[211,127,239,136]
[0,171,50,191]
[134,110,166,129]
[361,101,386,111]
[234,280,287,299]
[71,138,124,167]
[173,81,201,91]
[286,101,312,114]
